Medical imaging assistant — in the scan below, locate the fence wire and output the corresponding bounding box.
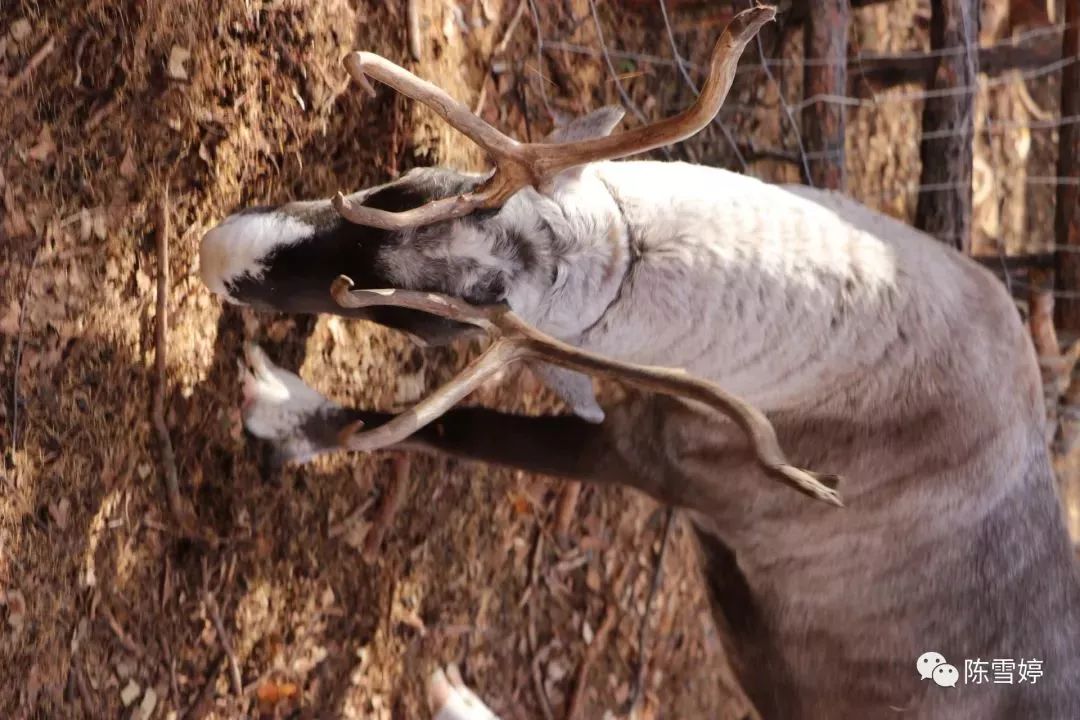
[510,0,1074,299]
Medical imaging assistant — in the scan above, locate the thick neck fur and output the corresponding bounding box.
[543,161,1080,718]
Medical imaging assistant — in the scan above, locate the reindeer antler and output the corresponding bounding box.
[332,5,777,230]
[329,276,843,506]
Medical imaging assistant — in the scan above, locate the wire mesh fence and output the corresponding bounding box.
[471,0,1077,473]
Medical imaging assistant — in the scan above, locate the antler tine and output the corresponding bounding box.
[339,339,523,452]
[525,4,776,177]
[334,51,535,230]
[333,5,776,231]
[330,276,843,506]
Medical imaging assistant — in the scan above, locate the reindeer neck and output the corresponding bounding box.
[577,160,973,413]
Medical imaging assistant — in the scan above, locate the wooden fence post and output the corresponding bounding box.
[1053,0,1080,330]
[802,0,849,190]
[1051,0,1080,542]
[914,0,980,252]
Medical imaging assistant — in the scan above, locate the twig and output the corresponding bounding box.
[519,523,546,609]
[152,189,185,523]
[10,238,43,461]
[531,646,556,720]
[474,0,528,115]
[553,481,581,544]
[0,37,56,95]
[204,592,243,697]
[564,597,619,720]
[328,497,376,539]
[101,605,146,658]
[362,454,410,562]
[182,653,227,720]
[628,508,675,713]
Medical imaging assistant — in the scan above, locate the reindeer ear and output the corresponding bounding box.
[530,362,605,423]
[544,105,625,144]
[540,106,625,187]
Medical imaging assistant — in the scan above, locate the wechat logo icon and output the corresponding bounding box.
[918,651,958,688]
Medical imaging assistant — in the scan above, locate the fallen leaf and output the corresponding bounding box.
[167,45,191,81]
[507,491,531,517]
[120,680,141,707]
[10,19,32,42]
[134,687,158,720]
[28,125,56,162]
[257,680,299,706]
[119,147,138,180]
[4,589,26,630]
[0,300,20,336]
[48,497,70,530]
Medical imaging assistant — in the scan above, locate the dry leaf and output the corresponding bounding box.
[28,125,56,162]
[507,491,531,517]
[119,147,138,180]
[134,687,158,720]
[48,497,70,530]
[10,19,32,42]
[4,588,26,630]
[257,681,299,706]
[167,45,191,81]
[120,680,141,707]
[0,300,20,336]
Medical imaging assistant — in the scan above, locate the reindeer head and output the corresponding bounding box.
[198,108,628,346]
[198,6,775,345]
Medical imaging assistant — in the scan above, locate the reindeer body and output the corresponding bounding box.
[525,160,1080,718]
[223,159,1080,719]
[198,11,1080,711]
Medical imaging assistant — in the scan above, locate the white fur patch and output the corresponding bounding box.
[239,343,334,444]
[199,212,314,301]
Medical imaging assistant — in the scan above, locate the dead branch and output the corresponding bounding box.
[914,0,980,251]
[0,37,56,95]
[362,454,410,563]
[152,190,187,525]
[333,6,776,229]
[204,592,243,697]
[330,276,843,507]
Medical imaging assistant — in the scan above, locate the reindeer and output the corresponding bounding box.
[197,6,1080,719]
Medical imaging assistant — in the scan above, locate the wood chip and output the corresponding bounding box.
[120,680,141,707]
[167,46,191,81]
[135,687,158,720]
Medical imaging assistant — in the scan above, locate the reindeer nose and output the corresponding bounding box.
[197,209,319,304]
[198,220,242,299]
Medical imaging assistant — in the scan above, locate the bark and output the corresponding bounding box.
[914,0,980,251]
[802,0,849,189]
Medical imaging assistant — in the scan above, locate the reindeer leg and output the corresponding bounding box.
[240,344,759,509]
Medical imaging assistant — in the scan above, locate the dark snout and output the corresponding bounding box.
[198,200,475,346]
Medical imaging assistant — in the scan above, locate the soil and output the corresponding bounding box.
[0,1,1064,719]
